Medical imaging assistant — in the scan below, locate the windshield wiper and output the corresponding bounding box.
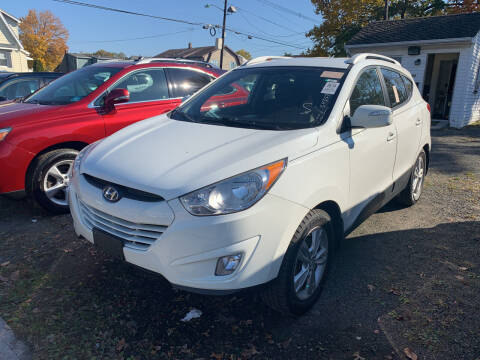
[202,117,283,130]
[171,109,198,123]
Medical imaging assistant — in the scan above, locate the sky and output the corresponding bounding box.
[3,0,321,58]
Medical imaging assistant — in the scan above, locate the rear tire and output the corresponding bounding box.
[397,149,426,206]
[261,209,334,315]
[27,149,78,214]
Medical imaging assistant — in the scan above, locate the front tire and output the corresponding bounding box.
[261,209,334,315]
[28,149,78,214]
[397,149,426,206]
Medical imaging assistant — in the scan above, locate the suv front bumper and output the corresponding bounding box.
[0,141,34,194]
[69,173,309,291]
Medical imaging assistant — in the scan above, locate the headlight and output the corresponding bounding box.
[180,159,286,216]
[0,127,11,142]
[71,140,102,177]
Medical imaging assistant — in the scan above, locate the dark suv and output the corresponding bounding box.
[0,72,63,101]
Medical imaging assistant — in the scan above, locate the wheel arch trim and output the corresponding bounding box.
[24,141,88,190]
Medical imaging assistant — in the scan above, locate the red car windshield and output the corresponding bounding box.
[24,66,122,105]
[170,66,348,130]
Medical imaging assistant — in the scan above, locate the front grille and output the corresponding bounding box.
[83,174,164,202]
[79,200,167,251]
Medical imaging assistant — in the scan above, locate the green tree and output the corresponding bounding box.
[306,0,384,57]
[92,49,126,59]
[236,49,252,60]
[306,0,479,57]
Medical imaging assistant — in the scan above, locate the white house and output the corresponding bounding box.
[345,12,480,128]
[0,8,31,72]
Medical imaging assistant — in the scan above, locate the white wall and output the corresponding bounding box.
[348,37,480,127]
[452,32,480,127]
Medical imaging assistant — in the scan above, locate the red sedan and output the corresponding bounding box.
[0,59,224,213]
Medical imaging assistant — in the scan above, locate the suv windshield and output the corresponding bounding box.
[24,66,122,105]
[170,66,347,130]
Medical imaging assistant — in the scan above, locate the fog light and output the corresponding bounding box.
[215,254,242,276]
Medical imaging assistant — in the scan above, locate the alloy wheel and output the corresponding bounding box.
[43,160,73,206]
[293,226,329,300]
[412,155,424,201]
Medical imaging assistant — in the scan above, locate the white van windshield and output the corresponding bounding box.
[170,66,347,130]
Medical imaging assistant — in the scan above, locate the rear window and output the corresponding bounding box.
[170,66,348,130]
[166,68,213,98]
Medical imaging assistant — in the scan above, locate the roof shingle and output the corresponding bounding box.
[347,12,480,46]
[155,46,216,59]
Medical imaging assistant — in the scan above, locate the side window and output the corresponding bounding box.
[381,68,408,108]
[0,51,11,67]
[402,75,413,97]
[349,68,386,116]
[42,77,59,87]
[112,68,169,103]
[167,68,212,98]
[0,78,41,100]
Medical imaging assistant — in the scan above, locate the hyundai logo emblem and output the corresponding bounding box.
[102,186,120,202]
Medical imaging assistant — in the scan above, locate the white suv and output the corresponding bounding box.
[68,54,431,315]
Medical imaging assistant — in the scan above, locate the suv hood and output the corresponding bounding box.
[0,101,59,128]
[82,114,319,200]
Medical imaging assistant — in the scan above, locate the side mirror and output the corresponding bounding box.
[104,88,129,112]
[351,105,393,128]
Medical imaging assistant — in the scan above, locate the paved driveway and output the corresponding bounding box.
[0,126,479,359]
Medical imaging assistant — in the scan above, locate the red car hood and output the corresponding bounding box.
[0,101,60,128]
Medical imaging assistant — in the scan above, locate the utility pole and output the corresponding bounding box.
[220,0,227,70]
[384,0,389,20]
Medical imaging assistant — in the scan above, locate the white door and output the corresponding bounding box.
[380,68,422,181]
[343,67,397,229]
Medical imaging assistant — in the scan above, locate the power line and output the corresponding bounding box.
[53,0,203,25]
[237,12,308,41]
[253,0,319,23]
[52,0,305,49]
[226,26,304,49]
[71,29,196,44]
[235,6,306,37]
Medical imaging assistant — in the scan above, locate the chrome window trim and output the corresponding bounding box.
[114,97,183,108]
[87,66,215,109]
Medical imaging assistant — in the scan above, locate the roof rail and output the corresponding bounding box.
[346,53,400,66]
[135,57,218,68]
[244,56,292,66]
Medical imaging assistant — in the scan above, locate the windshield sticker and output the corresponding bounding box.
[300,102,313,115]
[315,95,331,121]
[320,71,344,79]
[321,81,340,95]
[392,86,400,103]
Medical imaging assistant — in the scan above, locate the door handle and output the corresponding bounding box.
[387,132,396,142]
[415,118,422,126]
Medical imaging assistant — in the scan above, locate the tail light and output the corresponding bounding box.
[426,103,431,113]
